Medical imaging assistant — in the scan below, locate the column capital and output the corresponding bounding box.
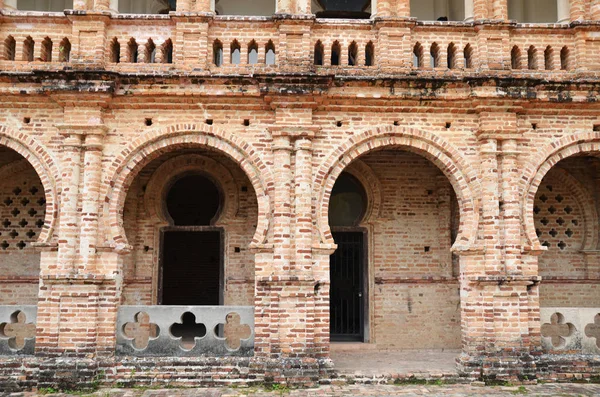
[268,125,319,140]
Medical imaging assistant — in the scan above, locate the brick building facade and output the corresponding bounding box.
[0,0,599,390]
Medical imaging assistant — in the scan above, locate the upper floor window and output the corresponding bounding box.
[16,0,73,11]
[508,0,559,23]
[215,0,275,16]
[312,0,371,19]
[410,0,466,21]
[119,0,176,14]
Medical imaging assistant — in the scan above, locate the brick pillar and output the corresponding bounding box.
[570,0,587,21]
[195,0,211,12]
[472,0,489,19]
[592,0,600,20]
[177,0,191,11]
[276,0,293,14]
[478,137,502,274]
[73,0,89,10]
[491,0,507,20]
[70,17,109,68]
[500,139,522,275]
[396,0,410,17]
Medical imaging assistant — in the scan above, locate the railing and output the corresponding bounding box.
[0,12,591,76]
[116,305,254,357]
[540,307,600,354]
[0,305,36,355]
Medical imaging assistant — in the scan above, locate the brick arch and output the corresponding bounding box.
[143,154,240,225]
[343,160,383,224]
[103,124,273,251]
[0,124,58,245]
[523,132,600,250]
[315,126,480,249]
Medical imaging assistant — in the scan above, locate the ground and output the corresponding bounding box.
[7,383,600,397]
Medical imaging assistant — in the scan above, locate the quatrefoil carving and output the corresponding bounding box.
[541,312,575,348]
[0,311,35,350]
[123,312,160,350]
[218,312,251,351]
[585,314,600,348]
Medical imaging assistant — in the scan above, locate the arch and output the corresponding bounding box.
[58,38,71,62]
[447,42,457,69]
[348,41,358,66]
[463,44,473,69]
[4,36,16,61]
[127,38,138,63]
[430,42,440,68]
[331,41,341,66]
[143,154,240,225]
[527,45,537,70]
[413,42,424,68]
[544,45,554,70]
[145,39,156,63]
[364,41,374,67]
[265,40,276,65]
[343,160,382,224]
[560,46,569,70]
[23,36,34,62]
[110,38,120,63]
[213,40,223,66]
[230,40,241,65]
[103,124,273,251]
[247,40,258,65]
[314,125,479,248]
[0,124,59,245]
[161,39,173,64]
[40,37,52,62]
[314,40,324,66]
[523,132,600,250]
[511,45,522,69]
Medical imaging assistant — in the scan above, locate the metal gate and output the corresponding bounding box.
[330,231,365,341]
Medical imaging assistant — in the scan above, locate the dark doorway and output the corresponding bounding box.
[330,231,365,341]
[160,172,223,305]
[160,230,222,305]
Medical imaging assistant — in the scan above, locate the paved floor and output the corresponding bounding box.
[11,383,600,396]
[330,346,460,376]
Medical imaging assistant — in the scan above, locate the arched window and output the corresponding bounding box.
[265,40,276,65]
[127,38,138,63]
[331,41,341,66]
[348,41,358,66]
[365,41,374,67]
[329,172,367,227]
[528,45,537,70]
[410,0,466,21]
[162,39,173,64]
[230,40,241,65]
[40,37,52,62]
[215,0,275,16]
[413,42,423,68]
[166,174,221,226]
[213,40,223,66]
[430,42,440,68]
[314,40,324,66]
[511,45,522,69]
[23,37,34,62]
[447,42,457,69]
[544,46,554,70]
[560,46,569,70]
[16,0,73,11]
[248,40,258,65]
[463,44,473,69]
[4,36,16,61]
[508,0,558,23]
[145,39,156,63]
[110,38,121,64]
[58,38,71,62]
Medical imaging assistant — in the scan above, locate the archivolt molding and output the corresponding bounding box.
[343,160,383,224]
[0,124,59,245]
[314,125,480,250]
[103,124,273,251]
[523,132,600,251]
[143,154,240,224]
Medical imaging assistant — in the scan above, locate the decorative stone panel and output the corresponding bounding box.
[540,307,600,354]
[0,305,36,355]
[116,305,254,357]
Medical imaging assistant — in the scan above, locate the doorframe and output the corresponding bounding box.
[330,226,369,343]
[158,226,225,305]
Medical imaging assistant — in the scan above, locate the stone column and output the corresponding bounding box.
[73,0,89,10]
[557,0,570,23]
[95,0,118,11]
[294,137,313,277]
[1,0,17,10]
[177,0,191,11]
[500,139,522,275]
[196,0,211,12]
[436,176,453,278]
[396,0,410,17]
[276,0,293,14]
[464,0,474,21]
[472,0,489,19]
